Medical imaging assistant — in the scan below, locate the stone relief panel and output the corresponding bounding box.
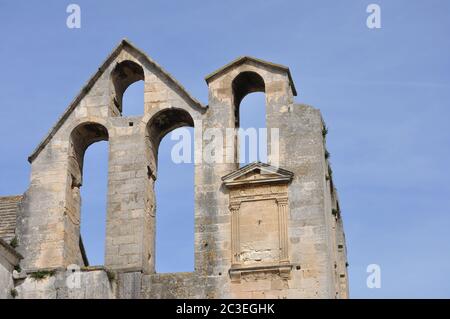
[239,199,279,264]
[222,163,293,282]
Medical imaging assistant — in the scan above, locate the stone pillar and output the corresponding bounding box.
[230,203,240,266]
[105,119,151,273]
[18,146,69,270]
[277,198,289,263]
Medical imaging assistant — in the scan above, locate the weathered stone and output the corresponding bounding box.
[0,239,22,299]
[0,39,348,299]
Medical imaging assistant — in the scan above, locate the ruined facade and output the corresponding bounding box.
[0,39,348,299]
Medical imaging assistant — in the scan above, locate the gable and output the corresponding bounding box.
[28,39,206,163]
[205,56,297,96]
[222,162,293,187]
[235,170,282,182]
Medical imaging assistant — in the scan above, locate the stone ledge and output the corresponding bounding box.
[229,263,293,283]
[0,238,23,266]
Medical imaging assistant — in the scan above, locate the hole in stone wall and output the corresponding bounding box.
[155,126,195,273]
[238,92,267,166]
[122,80,144,116]
[232,71,267,167]
[80,140,108,266]
[111,60,144,116]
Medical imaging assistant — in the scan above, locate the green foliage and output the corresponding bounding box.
[9,236,18,248]
[14,265,21,273]
[106,270,116,282]
[322,124,328,138]
[30,270,56,281]
[325,149,330,160]
[10,289,18,298]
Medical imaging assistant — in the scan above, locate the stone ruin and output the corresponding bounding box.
[0,39,348,299]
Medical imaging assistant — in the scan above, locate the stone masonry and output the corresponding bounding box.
[0,39,348,299]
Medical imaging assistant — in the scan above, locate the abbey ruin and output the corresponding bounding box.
[0,39,348,299]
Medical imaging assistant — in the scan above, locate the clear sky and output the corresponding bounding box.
[0,1,449,298]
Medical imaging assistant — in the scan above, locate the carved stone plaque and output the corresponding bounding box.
[222,162,293,282]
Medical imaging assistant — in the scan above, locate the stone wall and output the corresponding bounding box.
[17,41,205,273]
[4,40,348,299]
[0,256,14,299]
[0,239,22,299]
[14,269,114,299]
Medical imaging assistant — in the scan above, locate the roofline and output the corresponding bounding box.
[124,39,206,110]
[205,56,298,96]
[0,195,23,201]
[28,39,206,163]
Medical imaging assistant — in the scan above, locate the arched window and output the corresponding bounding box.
[68,123,109,266]
[232,72,267,166]
[122,80,144,116]
[238,92,267,165]
[79,141,108,266]
[146,109,195,273]
[111,60,144,116]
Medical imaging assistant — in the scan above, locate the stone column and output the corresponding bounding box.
[277,198,289,263]
[230,203,241,266]
[105,122,151,273]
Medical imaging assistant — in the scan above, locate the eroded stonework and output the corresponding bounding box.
[222,163,293,284]
[0,39,348,299]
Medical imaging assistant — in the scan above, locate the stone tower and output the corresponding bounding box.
[0,40,348,299]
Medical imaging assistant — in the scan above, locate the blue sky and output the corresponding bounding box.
[0,1,449,298]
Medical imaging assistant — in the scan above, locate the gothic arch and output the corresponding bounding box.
[111,60,145,115]
[232,71,266,127]
[231,71,267,165]
[66,122,109,266]
[145,108,195,272]
[146,108,195,169]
